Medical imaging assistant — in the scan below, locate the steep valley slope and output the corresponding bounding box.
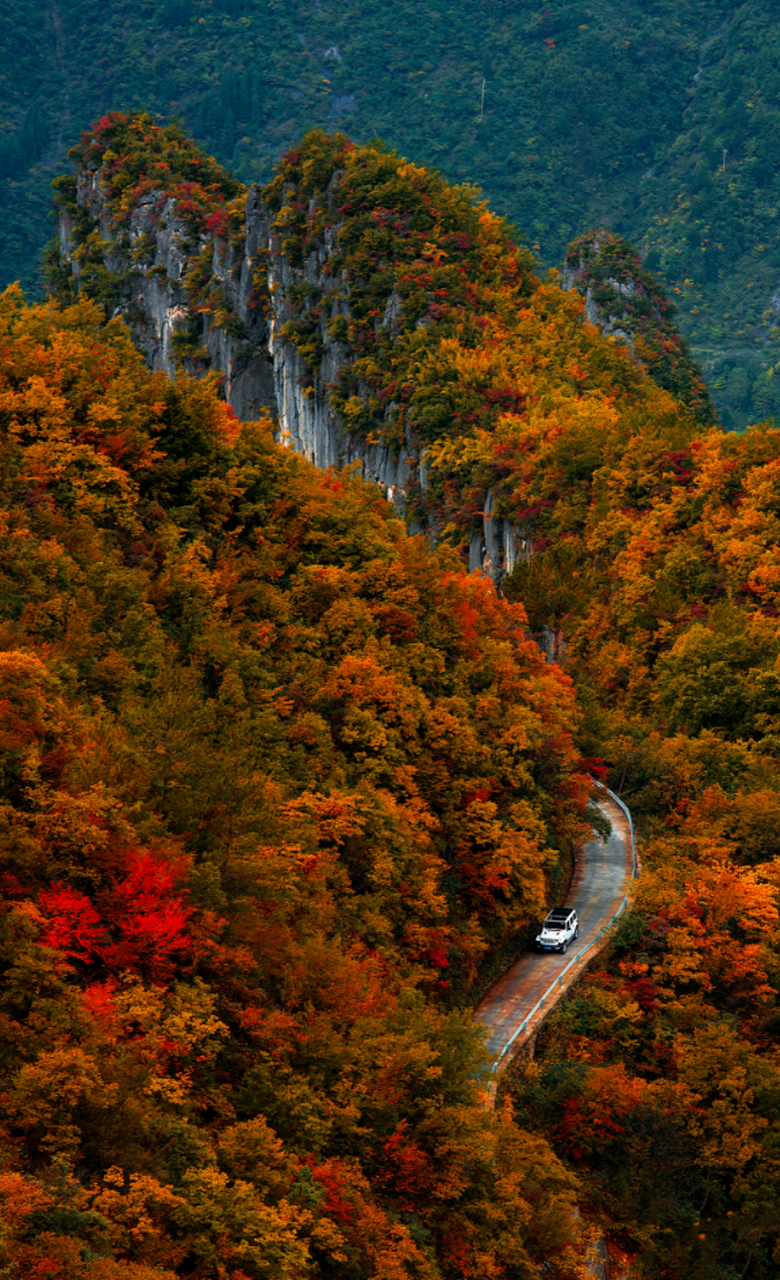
[3,117,780,1279]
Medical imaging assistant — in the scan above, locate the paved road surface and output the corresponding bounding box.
[475,794,634,1063]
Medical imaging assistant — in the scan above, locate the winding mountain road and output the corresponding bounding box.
[475,791,636,1068]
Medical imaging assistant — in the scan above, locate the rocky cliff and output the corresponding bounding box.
[53,122,703,598]
[257,175,526,583]
[57,163,275,424]
[52,117,527,586]
[562,230,716,426]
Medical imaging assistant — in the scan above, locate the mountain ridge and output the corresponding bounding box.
[49,115,709,596]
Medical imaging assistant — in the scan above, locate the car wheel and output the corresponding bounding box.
[575,926,579,939]
[561,940,567,954]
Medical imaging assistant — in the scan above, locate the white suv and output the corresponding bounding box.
[535,907,579,954]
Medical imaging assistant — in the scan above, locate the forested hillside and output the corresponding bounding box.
[4,0,780,425]
[0,286,595,1278]
[6,115,780,1277]
[498,371,780,1277]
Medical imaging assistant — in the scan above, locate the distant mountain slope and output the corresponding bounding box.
[4,0,778,427]
[4,0,780,425]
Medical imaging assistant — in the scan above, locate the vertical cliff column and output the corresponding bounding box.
[210,186,276,422]
[116,184,276,422]
[265,212,347,471]
[258,183,421,498]
[469,490,529,587]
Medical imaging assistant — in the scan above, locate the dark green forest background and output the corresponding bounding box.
[3,0,780,426]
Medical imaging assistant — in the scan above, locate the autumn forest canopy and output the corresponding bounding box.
[5,113,780,1280]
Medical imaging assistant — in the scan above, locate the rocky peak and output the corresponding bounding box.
[563,229,716,426]
[50,117,609,591]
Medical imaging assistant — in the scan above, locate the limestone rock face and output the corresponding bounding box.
[264,208,349,473]
[59,166,276,423]
[58,168,524,586]
[469,490,529,583]
[256,189,420,502]
[561,236,637,348]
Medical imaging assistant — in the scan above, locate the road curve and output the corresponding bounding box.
[475,794,634,1064]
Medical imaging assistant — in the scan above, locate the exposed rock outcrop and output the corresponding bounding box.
[59,166,276,423]
[259,188,424,503]
[54,128,528,588]
[563,230,716,426]
[469,490,529,581]
[250,177,529,584]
